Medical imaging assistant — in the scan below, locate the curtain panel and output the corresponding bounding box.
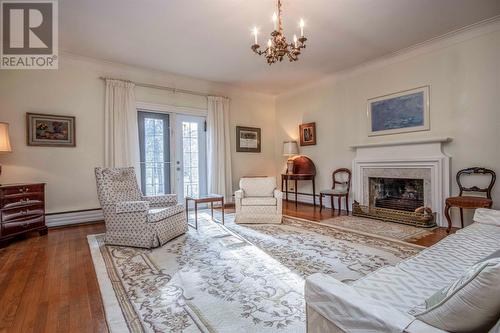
[207,96,233,202]
[104,79,140,173]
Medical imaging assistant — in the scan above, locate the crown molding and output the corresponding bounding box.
[279,15,500,98]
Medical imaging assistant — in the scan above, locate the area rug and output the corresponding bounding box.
[310,215,436,241]
[88,212,421,333]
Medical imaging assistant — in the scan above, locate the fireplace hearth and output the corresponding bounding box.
[369,177,424,212]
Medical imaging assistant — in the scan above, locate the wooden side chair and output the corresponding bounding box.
[444,167,496,232]
[319,168,351,213]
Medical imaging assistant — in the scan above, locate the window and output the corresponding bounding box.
[138,111,171,195]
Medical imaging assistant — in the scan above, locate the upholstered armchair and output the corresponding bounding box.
[235,177,283,224]
[95,167,187,248]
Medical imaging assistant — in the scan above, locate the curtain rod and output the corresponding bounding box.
[99,76,227,98]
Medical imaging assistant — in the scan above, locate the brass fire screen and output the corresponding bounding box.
[352,201,436,228]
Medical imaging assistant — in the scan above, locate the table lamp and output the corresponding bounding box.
[283,140,299,174]
[0,122,12,180]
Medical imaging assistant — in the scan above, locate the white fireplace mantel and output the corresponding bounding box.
[351,138,452,227]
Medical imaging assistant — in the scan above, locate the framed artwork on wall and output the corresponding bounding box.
[299,122,316,146]
[367,86,430,136]
[26,113,76,147]
[236,126,261,153]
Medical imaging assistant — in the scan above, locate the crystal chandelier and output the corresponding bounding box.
[251,0,307,65]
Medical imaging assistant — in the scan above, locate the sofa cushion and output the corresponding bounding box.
[239,177,276,197]
[241,197,277,206]
[412,258,500,332]
[147,204,184,223]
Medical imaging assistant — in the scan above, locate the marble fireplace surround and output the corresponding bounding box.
[351,138,452,226]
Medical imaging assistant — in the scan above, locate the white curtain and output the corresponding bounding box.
[104,79,140,172]
[207,96,233,202]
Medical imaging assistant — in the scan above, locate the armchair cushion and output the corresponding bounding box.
[241,197,277,206]
[147,204,185,223]
[143,194,178,207]
[239,177,276,197]
[115,201,149,213]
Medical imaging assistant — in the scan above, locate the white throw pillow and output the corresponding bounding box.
[474,208,500,227]
[411,258,500,332]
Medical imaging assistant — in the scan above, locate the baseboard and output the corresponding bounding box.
[46,209,103,228]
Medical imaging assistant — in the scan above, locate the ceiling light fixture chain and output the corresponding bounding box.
[251,0,307,65]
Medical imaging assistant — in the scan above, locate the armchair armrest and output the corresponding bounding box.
[115,201,150,213]
[143,194,178,207]
[234,190,244,199]
[305,273,416,333]
[273,189,283,199]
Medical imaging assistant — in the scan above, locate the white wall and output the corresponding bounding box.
[275,25,500,226]
[0,54,276,213]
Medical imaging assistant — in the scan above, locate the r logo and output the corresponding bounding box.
[2,2,53,54]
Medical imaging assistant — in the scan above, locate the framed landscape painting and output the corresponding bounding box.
[236,126,261,153]
[367,86,430,136]
[27,113,76,147]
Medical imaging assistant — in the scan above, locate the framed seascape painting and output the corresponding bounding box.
[367,86,430,136]
[299,122,316,146]
[236,126,261,153]
[27,113,76,147]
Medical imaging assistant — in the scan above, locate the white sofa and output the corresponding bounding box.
[305,208,500,333]
[234,177,283,224]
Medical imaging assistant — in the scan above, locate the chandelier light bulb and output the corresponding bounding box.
[267,39,272,48]
[272,12,278,30]
[294,34,298,47]
[299,18,305,36]
[253,26,258,44]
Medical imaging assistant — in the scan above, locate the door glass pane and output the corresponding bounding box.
[138,111,170,196]
[182,121,200,197]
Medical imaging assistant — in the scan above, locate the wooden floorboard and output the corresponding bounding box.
[0,200,455,332]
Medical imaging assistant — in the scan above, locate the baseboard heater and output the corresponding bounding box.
[352,201,436,228]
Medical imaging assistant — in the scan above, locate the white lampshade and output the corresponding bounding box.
[0,122,12,152]
[283,140,299,156]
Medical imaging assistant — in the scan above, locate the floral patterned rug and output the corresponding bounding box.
[88,212,421,333]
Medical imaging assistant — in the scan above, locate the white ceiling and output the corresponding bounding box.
[60,0,500,94]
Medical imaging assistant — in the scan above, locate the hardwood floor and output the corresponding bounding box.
[0,201,456,332]
[0,223,107,333]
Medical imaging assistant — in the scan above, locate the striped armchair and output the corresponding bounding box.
[94,167,187,248]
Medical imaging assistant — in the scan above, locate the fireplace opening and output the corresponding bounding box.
[369,177,424,212]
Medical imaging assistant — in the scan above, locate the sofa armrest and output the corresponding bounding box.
[305,273,416,333]
[115,201,150,213]
[142,194,177,207]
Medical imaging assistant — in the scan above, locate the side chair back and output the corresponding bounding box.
[457,167,496,199]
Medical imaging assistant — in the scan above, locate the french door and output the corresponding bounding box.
[138,109,207,200]
[175,114,207,200]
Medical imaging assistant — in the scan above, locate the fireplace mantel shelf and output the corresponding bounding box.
[350,137,452,149]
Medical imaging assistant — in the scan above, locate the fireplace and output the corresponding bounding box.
[351,138,452,226]
[369,177,424,212]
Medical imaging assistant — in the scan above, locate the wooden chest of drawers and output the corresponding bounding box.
[0,183,47,247]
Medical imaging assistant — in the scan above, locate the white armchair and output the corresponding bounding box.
[95,167,187,248]
[234,177,282,224]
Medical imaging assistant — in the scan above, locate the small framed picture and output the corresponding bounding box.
[27,113,76,147]
[367,86,430,136]
[299,122,316,146]
[236,126,261,153]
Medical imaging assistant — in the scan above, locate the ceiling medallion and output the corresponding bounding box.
[251,0,307,65]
